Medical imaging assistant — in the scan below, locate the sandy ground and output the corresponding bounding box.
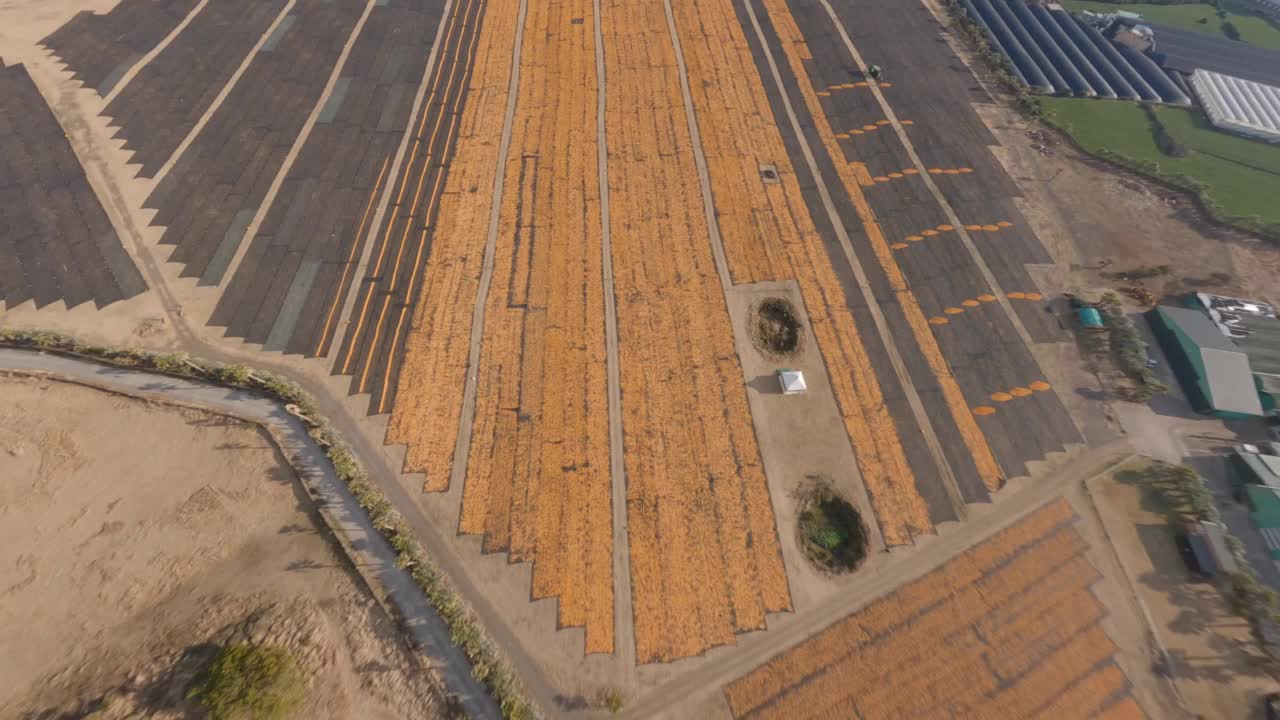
[0,374,444,720]
[1091,466,1279,719]
[0,0,1277,714]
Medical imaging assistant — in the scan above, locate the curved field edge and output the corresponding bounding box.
[0,327,539,720]
[943,0,1280,243]
[1039,97,1280,231]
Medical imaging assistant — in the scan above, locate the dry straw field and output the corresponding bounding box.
[723,500,1137,719]
[387,0,797,661]
[603,0,791,664]
[378,0,1025,664]
[338,0,482,406]
[761,0,1003,500]
[386,0,518,486]
[459,0,614,655]
[369,0,1067,666]
[675,0,936,547]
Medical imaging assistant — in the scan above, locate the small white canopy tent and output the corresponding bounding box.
[777,369,807,395]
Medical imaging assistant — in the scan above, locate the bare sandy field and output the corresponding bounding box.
[0,373,444,720]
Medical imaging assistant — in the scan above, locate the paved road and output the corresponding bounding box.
[0,348,502,720]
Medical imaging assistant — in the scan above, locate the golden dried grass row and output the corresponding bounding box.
[340,0,476,391]
[969,625,1118,718]
[985,588,1105,680]
[602,0,789,663]
[1037,665,1130,718]
[857,501,1075,637]
[851,632,996,719]
[737,528,1087,719]
[668,0,928,547]
[972,528,1087,604]
[974,554,1100,644]
[459,0,613,655]
[386,0,523,490]
[723,501,1091,719]
[760,0,1004,493]
[1094,697,1147,720]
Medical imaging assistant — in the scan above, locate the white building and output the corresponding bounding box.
[1189,69,1280,144]
[1196,292,1277,339]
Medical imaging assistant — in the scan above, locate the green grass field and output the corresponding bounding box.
[1157,106,1280,174]
[1060,0,1280,50]
[1040,97,1280,225]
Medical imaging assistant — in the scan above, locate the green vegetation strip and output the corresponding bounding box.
[943,0,1280,241]
[1040,97,1280,236]
[1059,0,1280,50]
[0,328,538,720]
[1097,292,1168,401]
[1159,107,1280,175]
[187,644,304,720]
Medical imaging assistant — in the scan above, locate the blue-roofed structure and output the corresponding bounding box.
[957,0,1196,104]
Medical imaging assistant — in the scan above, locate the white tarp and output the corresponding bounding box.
[778,369,807,395]
[1190,68,1280,143]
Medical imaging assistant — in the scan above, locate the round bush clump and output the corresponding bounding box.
[751,297,803,357]
[796,480,868,574]
[187,643,304,720]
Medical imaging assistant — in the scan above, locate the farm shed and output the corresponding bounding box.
[1189,69,1280,144]
[1146,305,1264,417]
[1180,520,1238,574]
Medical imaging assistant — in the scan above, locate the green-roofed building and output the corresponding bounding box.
[1229,446,1280,559]
[1146,305,1270,417]
[1244,485,1280,560]
[1239,315,1280,400]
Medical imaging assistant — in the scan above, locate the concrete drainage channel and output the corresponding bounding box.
[0,346,505,720]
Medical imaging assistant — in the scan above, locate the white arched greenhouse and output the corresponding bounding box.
[1189,68,1280,144]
